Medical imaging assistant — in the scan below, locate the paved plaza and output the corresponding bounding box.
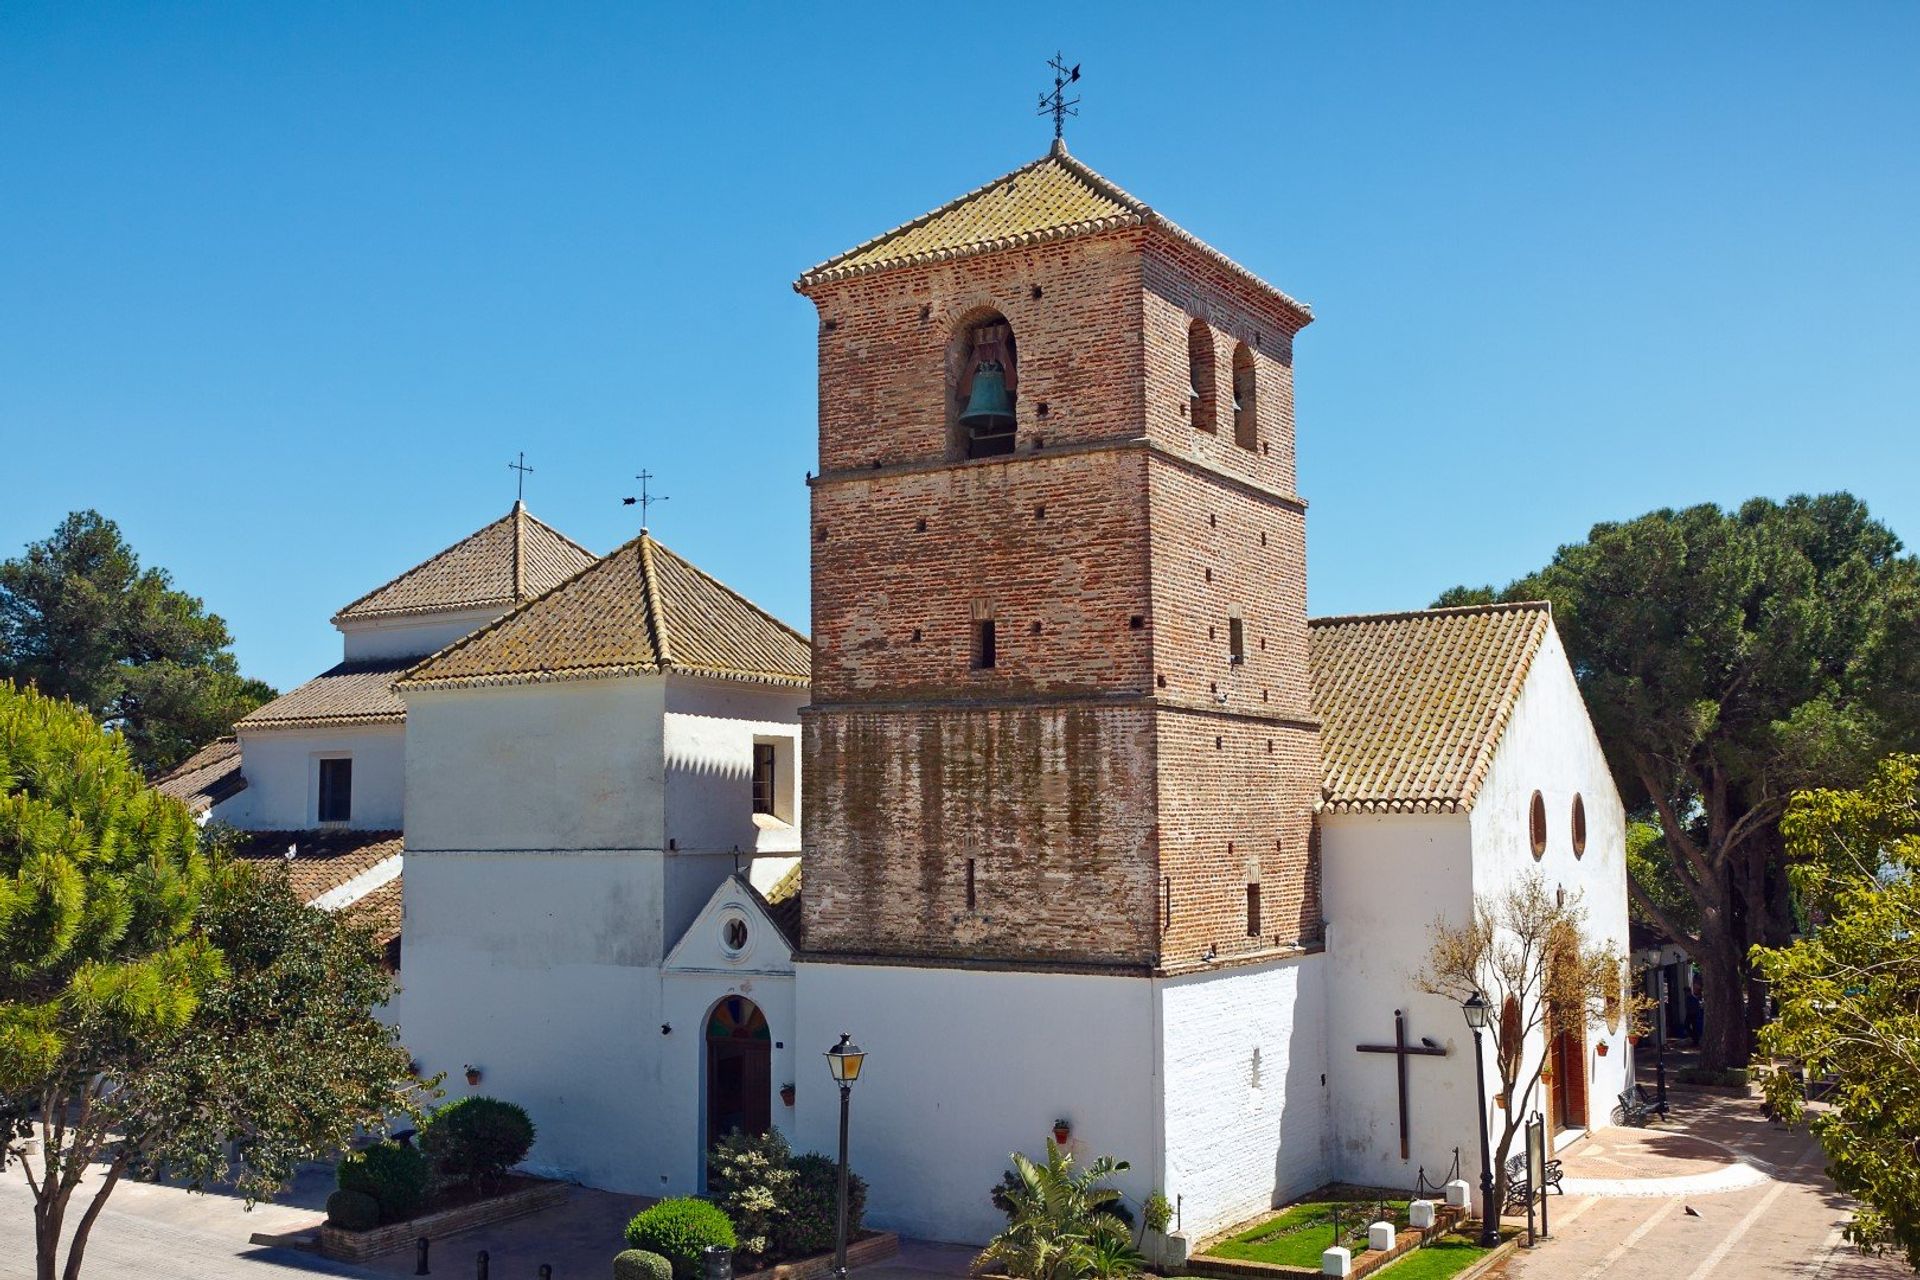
[1489,1088,1908,1279]
[1,1088,1908,1280]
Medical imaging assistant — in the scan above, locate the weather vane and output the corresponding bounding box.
[623,469,669,529]
[1037,51,1081,141]
[508,451,534,503]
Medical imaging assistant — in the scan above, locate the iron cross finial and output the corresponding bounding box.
[623,469,669,530]
[508,451,534,503]
[1037,52,1081,142]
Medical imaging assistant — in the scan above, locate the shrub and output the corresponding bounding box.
[980,1140,1143,1280]
[421,1096,537,1191]
[625,1198,737,1280]
[325,1189,382,1232]
[1677,1066,1751,1087]
[337,1141,431,1223]
[1142,1190,1173,1235]
[778,1152,868,1259]
[613,1250,676,1280]
[707,1129,796,1260]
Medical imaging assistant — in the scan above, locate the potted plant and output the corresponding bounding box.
[1596,1041,1610,1057]
[1052,1118,1071,1144]
[780,1083,796,1108]
[464,1064,482,1087]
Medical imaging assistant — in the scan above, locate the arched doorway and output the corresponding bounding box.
[705,995,772,1164]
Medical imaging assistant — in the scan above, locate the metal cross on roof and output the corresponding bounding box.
[623,469,669,530]
[1037,52,1081,141]
[508,451,534,503]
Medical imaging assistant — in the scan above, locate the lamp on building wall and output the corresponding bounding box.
[824,1033,867,1280]
[1461,993,1499,1248]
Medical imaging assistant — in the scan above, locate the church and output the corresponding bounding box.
[164,139,1631,1246]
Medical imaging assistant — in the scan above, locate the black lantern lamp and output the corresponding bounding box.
[825,1033,867,1280]
[1461,992,1499,1247]
[825,1033,866,1085]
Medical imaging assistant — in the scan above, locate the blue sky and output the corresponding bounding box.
[4,4,1916,693]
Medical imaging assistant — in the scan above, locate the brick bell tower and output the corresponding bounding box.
[795,140,1322,974]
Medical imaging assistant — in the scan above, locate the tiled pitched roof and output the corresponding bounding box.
[234,658,411,730]
[345,875,404,949]
[762,863,802,948]
[397,533,811,691]
[1310,601,1553,815]
[795,140,1311,323]
[333,503,596,624]
[228,829,403,905]
[153,737,246,813]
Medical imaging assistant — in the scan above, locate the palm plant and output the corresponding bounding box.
[976,1139,1144,1280]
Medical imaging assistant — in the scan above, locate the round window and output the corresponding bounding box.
[1529,791,1547,859]
[1571,793,1587,858]
[722,918,749,954]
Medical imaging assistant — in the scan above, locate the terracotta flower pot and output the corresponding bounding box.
[1053,1123,1071,1144]
[780,1084,796,1107]
[1596,1042,1610,1057]
[464,1066,482,1087]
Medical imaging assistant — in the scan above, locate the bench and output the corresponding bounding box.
[1503,1154,1564,1208]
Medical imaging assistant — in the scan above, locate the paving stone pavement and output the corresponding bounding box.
[1486,1090,1909,1279]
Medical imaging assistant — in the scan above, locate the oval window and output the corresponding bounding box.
[1529,791,1547,859]
[1571,794,1587,858]
[722,918,749,953]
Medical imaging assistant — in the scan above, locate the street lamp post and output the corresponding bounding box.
[1654,967,1669,1116]
[824,1033,867,1280]
[1462,992,1500,1248]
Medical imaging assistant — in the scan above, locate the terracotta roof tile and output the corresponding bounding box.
[228,829,402,905]
[398,533,810,691]
[234,658,410,730]
[1310,602,1552,815]
[345,875,404,949]
[333,503,595,624]
[795,141,1311,323]
[153,737,246,813]
[753,867,801,950]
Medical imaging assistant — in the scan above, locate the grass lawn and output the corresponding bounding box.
[1370,1234,1498,1279]
[1204,1200,1411,1269]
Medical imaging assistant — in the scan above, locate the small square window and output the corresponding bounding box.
[973,619,997,670]
[318,757,352,823]
[752,743,777,815]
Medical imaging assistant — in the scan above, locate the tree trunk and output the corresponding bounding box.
[1695,908,1752,1069]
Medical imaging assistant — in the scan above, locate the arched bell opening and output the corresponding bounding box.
[1231,342,1257,451]
[948,309,1018,460]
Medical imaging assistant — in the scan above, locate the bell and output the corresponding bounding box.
[959,360,1015,431]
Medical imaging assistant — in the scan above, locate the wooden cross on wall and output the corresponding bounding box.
[1357,1008,1449,1161]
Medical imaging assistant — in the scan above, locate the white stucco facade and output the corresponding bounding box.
[397,669,808,1194]
[224,724,406,829]
[338,607,507,663]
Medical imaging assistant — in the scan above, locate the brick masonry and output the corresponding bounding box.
[799,216,1321,974]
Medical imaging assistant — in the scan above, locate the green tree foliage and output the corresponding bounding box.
[0,685,431,1280]
[0,512,275,774]
[976,1139,1144,1280]
[1435,494,1920,1066]
[1755,756,1920,1267]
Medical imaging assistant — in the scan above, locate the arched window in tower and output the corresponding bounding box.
[951,312,1018,460]
[1188,318,1216,433]
[1231,343,1257,451]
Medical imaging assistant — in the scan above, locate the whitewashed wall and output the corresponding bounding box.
[397,848,670,1188]
[1159,954,1330,1239]
[1321,813,1484,1193]
[663,676,807,858]
[793,963,1160,1245]
[226,725,405,829]
[1470,622,1633,1146]
[403,679,667,853]
[338,606,505,662]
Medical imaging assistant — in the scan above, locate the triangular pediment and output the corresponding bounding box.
[664,873,795,975]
